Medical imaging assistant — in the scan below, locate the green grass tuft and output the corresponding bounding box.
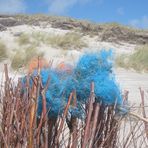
[11,50,26,70]
[11,46,44,70]
[115,54,128,68]
[116,45,148,72]
[46,32,87,50]
[0,41,7,61]
[17,33,31,45]
[128,45,148,71]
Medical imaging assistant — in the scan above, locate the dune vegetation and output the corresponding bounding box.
[17,33,31,45]
[11,46,44,70]
[17,32,87,50]
[0,41,7,61]
[45,32,87,50]
[116,45,148,72]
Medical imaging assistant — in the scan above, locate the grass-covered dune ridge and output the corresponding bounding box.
[1,14,148,45]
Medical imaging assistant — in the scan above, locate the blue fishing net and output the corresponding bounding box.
[23,49,122,118]
[62,49,121,105]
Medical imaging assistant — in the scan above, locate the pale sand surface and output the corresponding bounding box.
[115,68,148,105]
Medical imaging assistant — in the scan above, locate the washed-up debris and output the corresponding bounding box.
[1,50,148,148]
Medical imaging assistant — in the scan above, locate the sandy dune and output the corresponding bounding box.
[115,68,148,105]
[0,25,147,105]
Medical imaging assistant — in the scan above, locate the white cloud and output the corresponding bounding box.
[47,0,93,14]
[0,0,26,14]
[48,0,77,14]
[117,7,124,16]
[129,16,148,29]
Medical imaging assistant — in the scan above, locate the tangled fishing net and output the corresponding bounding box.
[25,49,122,118]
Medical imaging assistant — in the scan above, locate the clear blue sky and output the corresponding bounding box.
[0,0,148,29]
